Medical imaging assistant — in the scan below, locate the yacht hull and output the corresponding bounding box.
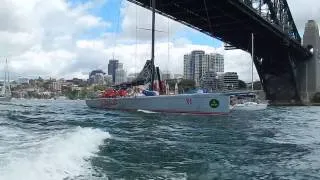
[86,93,231,115]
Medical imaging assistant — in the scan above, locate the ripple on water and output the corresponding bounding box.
[1,100,320,179]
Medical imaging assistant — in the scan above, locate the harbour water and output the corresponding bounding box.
[0,99,320,179]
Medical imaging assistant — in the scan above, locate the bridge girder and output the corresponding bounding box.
[242,0,301,42]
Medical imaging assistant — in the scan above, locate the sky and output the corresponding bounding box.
[0,0,319,82]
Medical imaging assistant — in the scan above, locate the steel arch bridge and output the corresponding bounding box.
[127,0,312,104]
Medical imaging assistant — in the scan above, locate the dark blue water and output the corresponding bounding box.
[0,99,320,180]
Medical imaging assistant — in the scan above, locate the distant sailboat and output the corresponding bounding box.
[0,59,12,102]
[234,33,267,111]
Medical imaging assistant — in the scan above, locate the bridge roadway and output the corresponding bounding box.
[127,0,312,104]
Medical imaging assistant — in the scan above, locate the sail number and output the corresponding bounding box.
[186,98,192,105]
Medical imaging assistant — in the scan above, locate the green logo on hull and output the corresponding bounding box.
[209,99,219,108]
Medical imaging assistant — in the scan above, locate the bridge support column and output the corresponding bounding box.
[296,20,320,104]
[256,51,302,105]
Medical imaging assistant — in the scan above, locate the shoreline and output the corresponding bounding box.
[270,103,320,106]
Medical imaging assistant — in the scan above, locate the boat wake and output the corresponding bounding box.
[137,109,158,114]
[0,126,111,180]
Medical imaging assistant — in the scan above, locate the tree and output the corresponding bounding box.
[253,81,262,90]
[79,88,89,99]
[93,85,106,92]
[65,90,78,100]
[312,92,320,103]
[238,80,247,89]
[178,79,195,93]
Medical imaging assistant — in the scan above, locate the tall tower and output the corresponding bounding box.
[298,20,320,102]
[108,59,119,83]
[208,53,224,73]
[193,50,205,86]
[183,54,191,80]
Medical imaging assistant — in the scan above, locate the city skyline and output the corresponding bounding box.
[184,50,225,86]
[0,0,319,82]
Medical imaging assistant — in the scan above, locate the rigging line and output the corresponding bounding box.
[135,1,138,76]
[137,27,166,33]
[112,0,122,60]
[251,33,254,91]
[166,18,170,78]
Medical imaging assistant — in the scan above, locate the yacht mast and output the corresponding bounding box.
[251,33,254,91]
[150,0,155,91]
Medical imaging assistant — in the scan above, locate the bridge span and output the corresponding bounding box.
[127,0,313,104]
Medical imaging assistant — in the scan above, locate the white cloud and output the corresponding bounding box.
[288,0,320,33]
[119,1,185,42]
[0,0,109,79]
[68,38,258,82]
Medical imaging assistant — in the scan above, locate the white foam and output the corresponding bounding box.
[137,109,158,114]
[0,127,110,180]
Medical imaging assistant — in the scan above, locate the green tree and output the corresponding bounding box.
[79,88,89,99]
[93,85,106,92]
[65,90,78,100]
[312,92,320,103]
[238,80,247,89]
[178,79,195,93]
[253,81,262,90]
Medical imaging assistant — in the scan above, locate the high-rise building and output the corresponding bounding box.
[193,50,205,86]
[297,20,320,102]
[104,75,113,86]
[183,54,193,80]
[118,63,123,69]
[183,50,224,87]
[219,72,239,90]
[209,53,224,73]
[108,59,119,83]
[183,50,205,86]
[200,70,218,91]
[115,68,127,84]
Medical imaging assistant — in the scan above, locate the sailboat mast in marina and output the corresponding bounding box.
[233,33,268,111]
[0,58,12,102]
